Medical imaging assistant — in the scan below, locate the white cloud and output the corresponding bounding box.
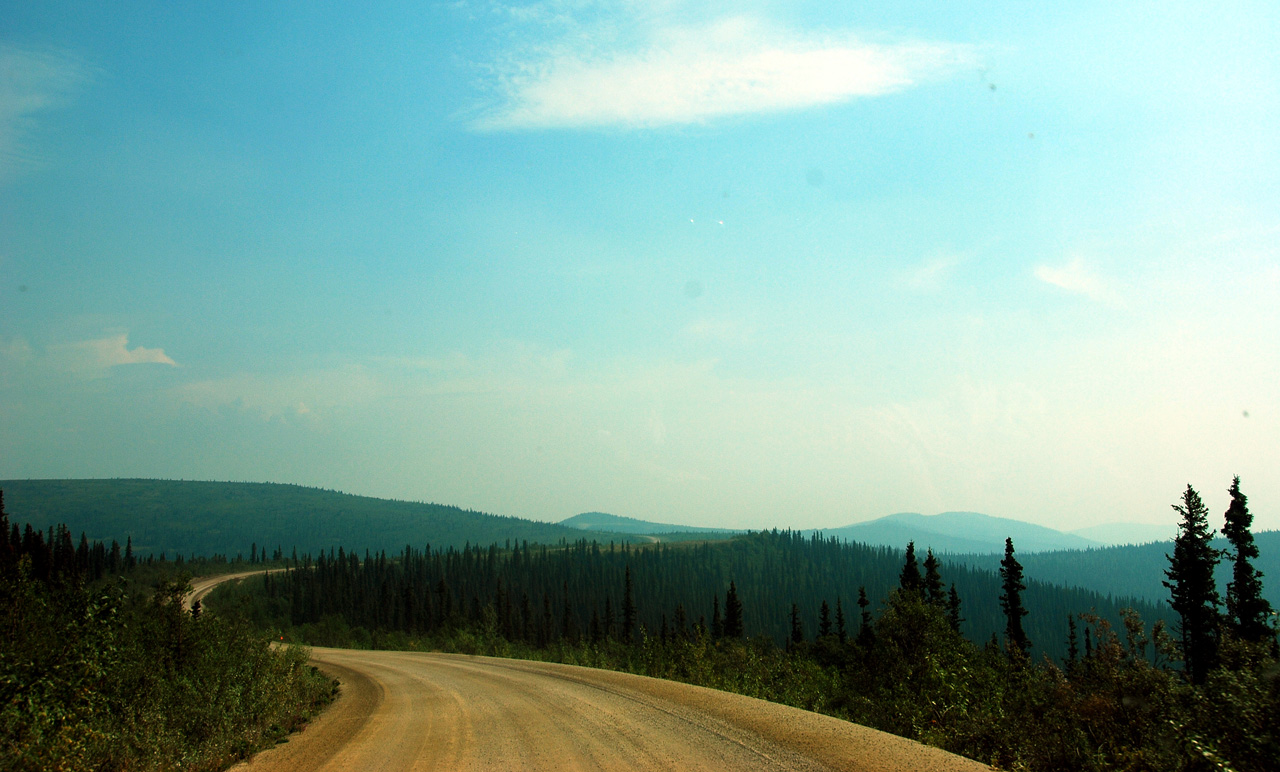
[472,16,977,130]
[48,334,177,377]
[0,43,90,180]
[1034,257,1122,305]
[905,253,962,292]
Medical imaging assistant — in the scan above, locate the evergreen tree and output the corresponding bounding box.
[999,537,1030,655]
[1164,484,1221,683]
[789,602,804,647]
[723,581,744,639]
[622,565,636,645]
[818,600,832,638]
[711,594,723,639]
[1222,476,1272,643]
[923,549,945,606]
[856,586,874,647]
[1065,615,1079,668]
[946,584,963,633]
[899,541,922,593]
[835,597,847,643]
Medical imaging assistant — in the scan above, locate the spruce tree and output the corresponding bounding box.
[999,537,1030,654]
[899,541,922,593]
[1065,615,1079,668]
[923,549,945,606]
[622,565,636,645]
[946,584,963,633]
[1163,484,1221,683]
[723,581,744,639]
[789,602,804,647]
[1222,476,1272,643]
[856,586,875,647]
[835,597,847,643]
[818,600,832,638]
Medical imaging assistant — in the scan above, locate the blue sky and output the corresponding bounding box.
[2,1,1278,531]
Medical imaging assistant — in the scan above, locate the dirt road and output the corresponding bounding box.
[232,647,992,772]
[184,570,268,610]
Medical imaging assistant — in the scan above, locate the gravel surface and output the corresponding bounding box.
[231,648,994,772]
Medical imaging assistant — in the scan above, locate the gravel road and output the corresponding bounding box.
[232,647,993,772]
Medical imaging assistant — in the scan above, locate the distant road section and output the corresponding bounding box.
[232,648,992,772]
[184,570,269,611]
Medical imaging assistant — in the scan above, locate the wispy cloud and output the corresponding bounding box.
[1034,257,1122,306]
[0,43,91,180]
[472,15,977,130]
[905,253,963,292]
[48,334,177,377]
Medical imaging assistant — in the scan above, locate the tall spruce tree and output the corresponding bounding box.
[1163,484,1221,683]
[818,600,832,638]
[1222,476,1272,643]
[622,564,636,645]
[899,541,922,593]
[923,549,945,606]
[999,537,1030,655]
[946,584,963,633]
[789,602,804,647]
[723,581,744,639]
[856,586,874,647]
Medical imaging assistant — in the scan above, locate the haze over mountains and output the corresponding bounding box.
[563,510,1175,554]
[560,512,740,537]
[8,477,1277,625]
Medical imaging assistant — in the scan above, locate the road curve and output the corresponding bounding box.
[232,648,992,772]
[184,569,284,610]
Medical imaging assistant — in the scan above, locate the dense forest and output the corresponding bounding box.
[221,530,1168,663]
[0,478,640,557]
[212,481,1278,771]
[0,492,333,772]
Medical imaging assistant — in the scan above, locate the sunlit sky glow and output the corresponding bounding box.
[2,1,1278,531]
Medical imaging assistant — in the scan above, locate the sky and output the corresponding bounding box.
[2,1,1278,532]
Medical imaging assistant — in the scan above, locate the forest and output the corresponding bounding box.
[208,480,1278,772]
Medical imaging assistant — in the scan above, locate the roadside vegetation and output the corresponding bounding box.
[209,479,1277,772]
[0,492,335,772]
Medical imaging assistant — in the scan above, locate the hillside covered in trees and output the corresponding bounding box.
[0,479,640,558]
[224,530,1168,664]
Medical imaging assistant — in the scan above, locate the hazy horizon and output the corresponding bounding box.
[3,2,1277,533]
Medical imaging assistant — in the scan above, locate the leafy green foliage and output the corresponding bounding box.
[0,496,334,772]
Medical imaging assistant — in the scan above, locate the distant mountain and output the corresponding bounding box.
[560,511,739,537]
[814,511,1102,555]
[1070,522,1177,546]
[0,479,641,558]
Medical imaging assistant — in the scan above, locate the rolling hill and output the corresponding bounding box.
[559,511,740,537]
[811,511,1103,554]
[0,479,640,558]
[945,532,1280,608]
